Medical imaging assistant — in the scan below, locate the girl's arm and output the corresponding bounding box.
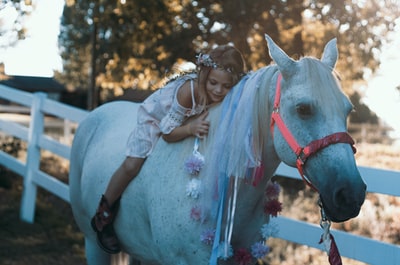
[162,111,209,142]
[162,80,209,142]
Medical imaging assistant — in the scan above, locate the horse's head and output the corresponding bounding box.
[265,35,366,222]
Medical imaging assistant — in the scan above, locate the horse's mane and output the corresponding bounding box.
[209,68,275,175]
[200,66,277,219]
[224,67,277,178]
[250,67,278,170]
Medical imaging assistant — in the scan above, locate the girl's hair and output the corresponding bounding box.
[196,45,246,107]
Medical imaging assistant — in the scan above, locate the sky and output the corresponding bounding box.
[2,0,64,77]
[362,18,400,142]
[1,0,399,143]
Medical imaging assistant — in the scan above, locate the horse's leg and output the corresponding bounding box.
[111,252,130,265]
[85,237,111,265]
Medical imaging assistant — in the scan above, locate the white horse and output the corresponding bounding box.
[69,35,366,265]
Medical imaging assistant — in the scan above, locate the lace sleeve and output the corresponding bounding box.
[159,104,186,134]
[159,76,200,134]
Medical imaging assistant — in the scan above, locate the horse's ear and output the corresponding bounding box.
[321,38,338,70]
[265,34,297,78]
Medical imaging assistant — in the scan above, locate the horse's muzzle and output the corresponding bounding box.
[321,183,366,222]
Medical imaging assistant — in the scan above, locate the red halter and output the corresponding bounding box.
[270,74,356,192]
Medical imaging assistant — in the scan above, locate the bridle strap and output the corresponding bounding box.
[270,73,356,192]
[296,132,356,191]
[302,133,356,162]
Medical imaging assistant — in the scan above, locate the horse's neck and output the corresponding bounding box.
[239,151,281,210]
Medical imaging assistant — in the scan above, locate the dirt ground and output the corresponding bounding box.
[0,167,86,265]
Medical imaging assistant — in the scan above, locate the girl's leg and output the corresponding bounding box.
[91,156,145,253]
[104,157,145,205]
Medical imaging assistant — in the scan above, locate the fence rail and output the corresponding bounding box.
[0,84,88,221]
[274,164,400,264]
[0,84,399,264]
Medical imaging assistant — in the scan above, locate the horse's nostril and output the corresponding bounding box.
[334,183,366,208]
[334,188,350,206]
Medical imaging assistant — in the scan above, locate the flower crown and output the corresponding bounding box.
[196,53,235,73]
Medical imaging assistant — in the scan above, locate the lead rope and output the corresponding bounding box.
[319,199,342,265]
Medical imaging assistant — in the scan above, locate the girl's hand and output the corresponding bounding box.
[188,111,209,138]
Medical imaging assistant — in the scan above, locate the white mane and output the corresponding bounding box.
[200,66,277,220]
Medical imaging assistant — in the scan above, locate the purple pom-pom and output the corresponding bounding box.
[200,228,215,245]
[265,181,281,199]
[250,241,270,259]
[184,154,205,175]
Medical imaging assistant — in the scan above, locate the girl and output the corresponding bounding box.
[91,45,246,253]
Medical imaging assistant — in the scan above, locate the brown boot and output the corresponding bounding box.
[91,195,121,254]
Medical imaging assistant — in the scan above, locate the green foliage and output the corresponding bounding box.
[304,0,399,82]
[57,0,400,105]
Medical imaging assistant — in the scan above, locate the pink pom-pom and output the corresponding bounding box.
[234,248,253,265]
[190,205,201,221]
[263,198,282,217]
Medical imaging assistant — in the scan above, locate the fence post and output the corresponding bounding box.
[20,92,47,223]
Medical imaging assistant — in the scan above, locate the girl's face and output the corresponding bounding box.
[205,69,234,104]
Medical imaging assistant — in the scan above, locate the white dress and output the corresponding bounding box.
[125,73,203,158]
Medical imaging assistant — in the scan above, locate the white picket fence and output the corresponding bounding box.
[0,84,399,265]
[0,84,88,221]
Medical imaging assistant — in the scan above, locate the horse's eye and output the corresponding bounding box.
[296,104,312,116]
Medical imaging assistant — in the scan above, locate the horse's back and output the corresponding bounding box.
[70,100,226,264]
